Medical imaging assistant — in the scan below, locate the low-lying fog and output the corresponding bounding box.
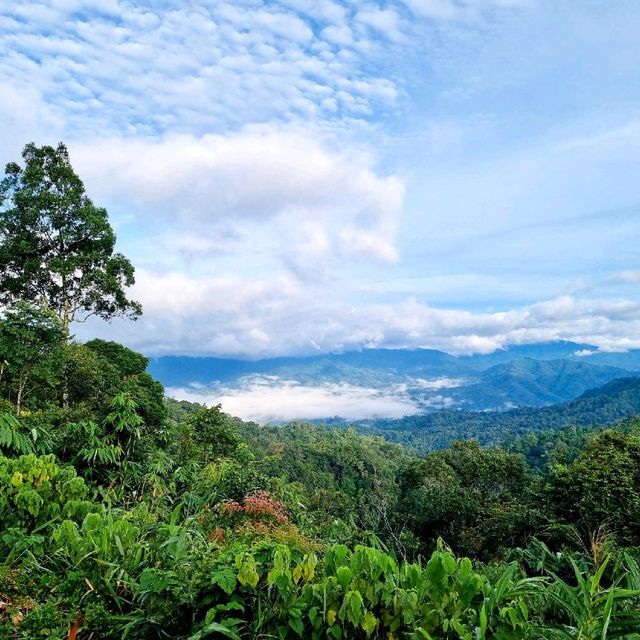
[167,375,429,423]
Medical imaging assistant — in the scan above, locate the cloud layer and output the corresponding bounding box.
[82,276,640,357]
[72,130,404,266]
[167,375,420,422]
[2,2,640,360]
[0,0,409,137]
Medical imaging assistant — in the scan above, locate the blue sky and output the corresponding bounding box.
[1,0,639,357]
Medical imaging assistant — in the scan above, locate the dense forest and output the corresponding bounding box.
[3,143,640,639]
[344,376,640,452]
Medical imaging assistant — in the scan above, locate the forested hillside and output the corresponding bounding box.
[3,143,640,639]
[350,376,640,451]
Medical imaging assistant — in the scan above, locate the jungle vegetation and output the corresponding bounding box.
[2,143,640,639]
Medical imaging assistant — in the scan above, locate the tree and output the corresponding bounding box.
[188,404,241,460]
[546,429,640,546]
[0,142,142,333]
[399,441,538,557]
[85,339,167,428]
[0,302,65,415]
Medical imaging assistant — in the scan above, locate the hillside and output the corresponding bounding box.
[449,357,629,409]
[147,348,467,387]
[350,376,640,452]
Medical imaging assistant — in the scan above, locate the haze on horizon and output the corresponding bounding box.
[1,0,639,359]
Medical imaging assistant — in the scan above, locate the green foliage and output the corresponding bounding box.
[355,377,640,453]
[0,413,34,455]
[0,142,141,329]
[244,422,410,543]
[3,413,640,639]
[85,340,168,428]
[0,453,89,533]
[62,342,121,411]
[0,302,65,414]
[56,393,151,492]
[85,338,149,376]
[187,404,242,461]
[51,511,148,610]
[72,420,123,467]
[399,441,539,557]
[61,339,168,429]
[546,430,640,546]
[540,555,640,639]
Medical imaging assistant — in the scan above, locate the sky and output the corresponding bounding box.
[1,0,640,359]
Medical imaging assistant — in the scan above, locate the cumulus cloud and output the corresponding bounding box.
[73,130,402,222]
[356,8,403,41]
[167,376,420,422]
[76,268,640,358]
[70,129,404,267]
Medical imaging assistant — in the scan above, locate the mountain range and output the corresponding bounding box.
[347,376,640,452]
[149,341,640,418]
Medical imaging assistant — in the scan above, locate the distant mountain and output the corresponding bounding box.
[150,342,639,416]
[148,348,466,387]
[446,358,629,410]
[459,340,595,369]
[574,349,640,369]
[350,377,640,452]
[149,342,640,386]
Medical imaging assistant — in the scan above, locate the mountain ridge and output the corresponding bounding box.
[149,342,640,416]
[348,376,640,452]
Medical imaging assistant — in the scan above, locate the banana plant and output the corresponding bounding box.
[537,555,640,639]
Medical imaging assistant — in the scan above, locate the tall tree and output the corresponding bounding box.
[0,142,142,333]
[0,302,65,415]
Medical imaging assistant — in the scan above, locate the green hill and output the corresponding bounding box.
[351,376,640,452]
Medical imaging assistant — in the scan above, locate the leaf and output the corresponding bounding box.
[341,590,364,626]
[290,617,305,636]
[189,622,241,640]
[442,552,457,575]
[361,611,377,636]
[336,566,352,590]
[211,569,237,595]
[236,555,259,588]
[480,604,488,639]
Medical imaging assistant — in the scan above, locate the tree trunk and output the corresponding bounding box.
[16,375,26,416]
[62,315,70,409]
[62,358,69,409]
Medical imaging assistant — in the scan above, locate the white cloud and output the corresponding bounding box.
[0,84,65,165]
[557,120,640,153]
[320,24,353,46]
[610,270,640,285]
[413,377,467,389]
[167,376,420,422]
[71,129,405,267]
[0,0,406,137]
[402,0,460,20]
[77,271,640,358]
